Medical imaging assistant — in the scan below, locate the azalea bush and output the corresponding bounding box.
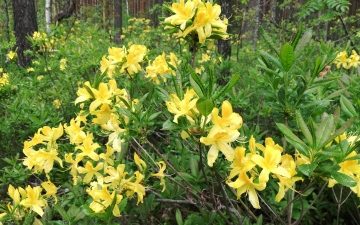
[1,0,360,224]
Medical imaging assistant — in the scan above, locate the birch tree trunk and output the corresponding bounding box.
[45,0,52,33]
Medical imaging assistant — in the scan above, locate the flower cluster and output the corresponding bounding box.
[145,52,181,84]
[31,31,56,52]
[165,92,303,208]
[164,0,229,44]
[334,50,360,69]
[4,182,57,220]
[0,68,9,88]
[7,51,17,61]
[100,45,147,78]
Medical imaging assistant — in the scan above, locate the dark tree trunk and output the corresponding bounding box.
[114,0,122,44]
[54,0,76,22]
[12,0,38,67]
[216,0,232,85]
[4,0,11,43]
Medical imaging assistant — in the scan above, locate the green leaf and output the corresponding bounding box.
[259,50,284,71]
[212,72,240,101]
[324,117,356,147]
[296,111,313,146]
[277,87,286,105]
[297,163,317,177]
[53,204,71,222]
[280,43,295,72]
[277,123,309,157]
[315,115,335,150]
[331,172,357,187]
[291,23,303,49]
[340,95,357,117]
[162,119,178,131]
[188,65,205,97]
[260,26,279,56]
[295,30,312,58]
[176,208,184,225]
[196,97,214,116]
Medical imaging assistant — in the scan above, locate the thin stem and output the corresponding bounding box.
[294,181,328,225]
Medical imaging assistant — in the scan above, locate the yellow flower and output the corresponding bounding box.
[53,99,62,109]
[211,100,243,130]
[20,186,47,217]
[124,171,146,204]
[122,45,147,75]
[164,0,198,30]
[274,154,303,202]
[134,152,147,172]
[349,50,360,68]
[75,137,101,161]
[334,51,350,69]
[7,51,17,60]
[200,125,239,167]
[227,170,266,209]
[27,67,35,73]
[60,58,67,71]
[87,184,123,217]
[41,180,58,203]
[152,161,166,192]
[166,89,198,123]
[251,137,290,182]
[77,161,104,184]
[227,146,256,181]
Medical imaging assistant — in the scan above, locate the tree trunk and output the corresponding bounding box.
[45,0,52,33]
[12,0,38,67]
[216,0,231,60]
[54,0,76,22]
[216,0,232,85]
[252,0,260,52]
[4,0,11,43]
[114,0,122,44]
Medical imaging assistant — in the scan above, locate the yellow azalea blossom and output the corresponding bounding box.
[211,100,243,130]
[100,56,117,78]
[199,53,210,63]
[124,171,146,204]
[152,161,167,192]
[20,186,47,217]
[65,153,81,185]
[227,146,256,181]
[227,170,266,209]
[89,82,113,112]
[349,50,360,68]
[334,51,351,69]
[87,184,123,217]
[77,161,104,184]
[164,0,199,30]
[64,118,87,144]
[182,2,228,44]
[328,151,360,188]
[23,148,63,174]
[74,81,94,105]
[7,51,17,60]
[60,58,67,70]
[104,164,128,187]
[275,154,303,202]
[200,125,239,167]
[8,185,26,205]
[251,137,291,182]
[134,152,147,172]
[53,99,62,109]
[41,180,58,203]
[121,45,147,75]
[91,103,114,125]
[100,144,115,168]
[75,137,101,161]
[350,175,360,197]
[166,89,198,123]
